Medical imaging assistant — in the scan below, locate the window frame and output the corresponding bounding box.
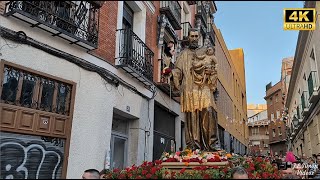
[1,61,73,116]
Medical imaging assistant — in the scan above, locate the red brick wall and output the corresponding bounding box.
[92,1,118,64]
[144,1,160,82]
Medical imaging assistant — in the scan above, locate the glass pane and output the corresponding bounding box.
[20,73,36,107]
[40,78,55,112]
[1,66,20,103]
[112,119,128,135]
[56,83,70,115]
[112,137,126,169]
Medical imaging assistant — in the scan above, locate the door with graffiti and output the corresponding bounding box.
[1,132,65,179]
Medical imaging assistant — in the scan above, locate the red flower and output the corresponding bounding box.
[136,175,142,179]
[166,158,178,162]
[142,170,148,175]
[223,168,228,174]
[155,160,162,165]
[200,166,208,170]
[189,158,199,162]
[262,172,268,179]
[211,165,219,169]
[203,174,210,179]
[171,171,176,178]
[146,173,152,179]
[118,174,126,179]
[113,168,120,173]
[162,67,172,75]
[180,168,186,173]
[151,167,157,174]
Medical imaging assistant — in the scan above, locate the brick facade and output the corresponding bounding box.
[92,1,118,64]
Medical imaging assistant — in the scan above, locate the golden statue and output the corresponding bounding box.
[172,28,220,151]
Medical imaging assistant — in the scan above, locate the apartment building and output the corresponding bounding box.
[247,109,270,156]
[247,104,267,117]
[286,1,320,158]
[0,1,248,178]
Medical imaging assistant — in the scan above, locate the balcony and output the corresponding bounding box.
[160,1,181,30]
[195,1,208,28]
[301,91,310,117]
[5,1,100,50]
[308,71,320,103]
[116,29,154,86]
[295,105,303,124]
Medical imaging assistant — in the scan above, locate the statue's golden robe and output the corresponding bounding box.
[172,48,219,151]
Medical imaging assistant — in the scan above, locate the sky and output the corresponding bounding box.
[214,1,303,104]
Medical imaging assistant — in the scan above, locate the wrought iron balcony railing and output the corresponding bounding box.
[116,29,154,85]
[5,1,100,50]
[195,1,208,28]
[160,1,181,30]
[301,91,310,117]
[296,104,302,120]
[307,71,319,102]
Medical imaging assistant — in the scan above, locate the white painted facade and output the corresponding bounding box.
[0,3,182,179]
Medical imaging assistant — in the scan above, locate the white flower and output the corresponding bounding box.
[195,149,200,154]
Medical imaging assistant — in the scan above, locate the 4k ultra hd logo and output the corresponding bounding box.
[284,8,316,30]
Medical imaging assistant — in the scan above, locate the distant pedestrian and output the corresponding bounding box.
[82,169,100,179]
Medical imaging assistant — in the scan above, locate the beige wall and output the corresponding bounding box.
[213,24,248,146]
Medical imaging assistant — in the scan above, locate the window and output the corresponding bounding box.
[270,98,273,105]
[252,127,259,135]
[278,127,282,136]
[272,129,276,137]
[276,111,280,119]
[110,118,128,170]
[275,95,278,102]
[266,130,269,135]
[310,48,315,60]
[271,113,274,121]
[1,64,72,115]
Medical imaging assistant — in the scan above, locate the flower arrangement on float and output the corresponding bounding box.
[100,149,283,179]
[160,149,230,163]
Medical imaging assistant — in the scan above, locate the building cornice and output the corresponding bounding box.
[264,87,281,99]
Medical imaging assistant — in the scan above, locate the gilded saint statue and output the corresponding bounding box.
[172,28,220,151]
